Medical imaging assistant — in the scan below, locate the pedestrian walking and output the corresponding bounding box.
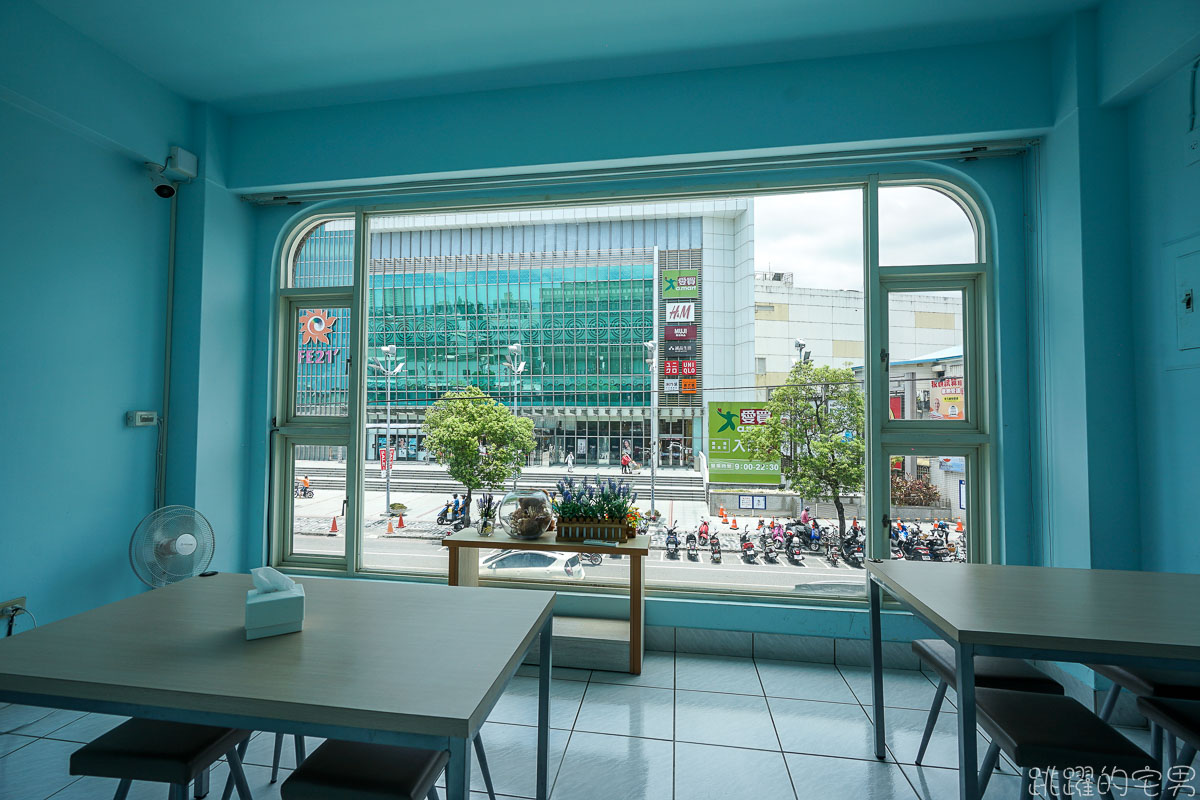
[621,452,631,474]
[566,451,575,472]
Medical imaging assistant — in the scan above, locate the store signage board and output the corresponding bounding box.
[665,324,697,340]
[662,269,699,299]
[665,341,697,358]
[681,378,697,394]
[665,302,695,323]
[664,378,680,393]
[707,402,781,485]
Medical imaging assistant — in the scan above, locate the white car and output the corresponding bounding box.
[481,550,586,581]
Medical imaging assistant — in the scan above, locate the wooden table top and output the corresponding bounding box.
[866,560,1200,661]
[0,573,554,738]
[445,528,650,556]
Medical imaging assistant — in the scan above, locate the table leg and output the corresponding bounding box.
[537,616,552,800]
[449,544,479,588]
[869,577,886,759]
[954,642,979,800]
[446,736,472,800]
[630,553,645,675]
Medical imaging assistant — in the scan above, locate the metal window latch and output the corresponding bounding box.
[880,349,890,367]
[882,515,891,529]
[1184,290,1194,312]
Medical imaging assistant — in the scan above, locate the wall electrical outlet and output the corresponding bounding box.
[0,597,26,617]
[1187,130,1200,167]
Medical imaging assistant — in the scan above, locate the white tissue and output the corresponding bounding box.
[251,566,296,594]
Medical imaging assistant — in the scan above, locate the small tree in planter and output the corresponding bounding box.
[422,386,535,527]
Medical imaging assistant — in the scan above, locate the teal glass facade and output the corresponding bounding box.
[365,263,654,408]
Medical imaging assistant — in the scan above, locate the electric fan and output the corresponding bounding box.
[129,505,216,587]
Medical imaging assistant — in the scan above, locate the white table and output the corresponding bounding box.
[0,573,555,800]
[867,560,1200,800]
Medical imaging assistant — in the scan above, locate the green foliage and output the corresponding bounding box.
[743,360,865,533]
[422,386,535,523]
[553,476,636,522]
[890,472,942,506]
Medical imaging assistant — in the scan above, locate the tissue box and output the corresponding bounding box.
[245,584,305,640]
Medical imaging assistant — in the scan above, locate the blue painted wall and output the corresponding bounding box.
[1127,63,1200,573]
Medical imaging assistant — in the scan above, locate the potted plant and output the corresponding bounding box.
[389,502,407,517]
[553,476,637,542]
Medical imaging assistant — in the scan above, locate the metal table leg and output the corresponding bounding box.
[537,616,553,800]
[954,641,979,800]
[869,576,886,759]
[446,736,472,800]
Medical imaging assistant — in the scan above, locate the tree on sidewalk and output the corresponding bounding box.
[743,361,865,535]
[422,386,535,526]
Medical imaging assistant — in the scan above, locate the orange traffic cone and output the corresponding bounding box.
[956,519,964,532]
[730,517,739,530]
[396,514,405,529]
[387,519,395,534]
[718,506,726,518]
[330,517,339,534]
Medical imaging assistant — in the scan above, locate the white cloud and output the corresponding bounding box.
[752,186,977,289]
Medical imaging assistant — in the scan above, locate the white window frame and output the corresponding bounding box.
[270,176,998,592]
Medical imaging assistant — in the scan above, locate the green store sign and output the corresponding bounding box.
[707,403,781,485]
[662,268,699,299]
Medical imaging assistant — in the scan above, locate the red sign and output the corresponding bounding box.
[739,408,772,425]
[663,361,681,376]
[665,325,697,340]
[681,360,697,376]
[379,448,393,471]
[681,378,697,394]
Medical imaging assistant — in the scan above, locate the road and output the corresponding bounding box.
[291,486,870,594]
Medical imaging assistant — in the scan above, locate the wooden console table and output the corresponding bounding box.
[445,528,650,674]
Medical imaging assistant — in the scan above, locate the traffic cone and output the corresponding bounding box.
[387,519,394,534]
[956,519,964,532]
[330,517,339,534]
[730,518,739,530]
[396,513,405,529]
[718,506,726,518]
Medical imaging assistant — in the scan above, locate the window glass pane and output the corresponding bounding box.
[294,306,350,417]
[291,218,354,287]
[887,450,970,563]
[289,444,347,558]
[879,186,976,266]
[886,290,966,422]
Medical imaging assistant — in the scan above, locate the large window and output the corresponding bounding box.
[270,181,993,597]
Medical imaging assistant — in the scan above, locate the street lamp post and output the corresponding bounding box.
[503,343,526,490]
[369,345,405,514]
[644,339,657,522]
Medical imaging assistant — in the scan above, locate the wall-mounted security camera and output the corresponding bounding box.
[145,163,176,199]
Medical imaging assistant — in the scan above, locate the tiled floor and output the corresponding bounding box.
[0,654,1173,800]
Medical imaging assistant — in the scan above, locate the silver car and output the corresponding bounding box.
[481,550,586,581]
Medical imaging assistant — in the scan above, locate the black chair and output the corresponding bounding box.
[69,719,254,800]
[912,638,1064,765]
[280,740,448,800]
[1090,664,1200,766]
[1136,696,1200,797]
[975,688,1156,799]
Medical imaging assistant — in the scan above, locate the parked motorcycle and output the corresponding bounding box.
[842,528,866,568]
[697,519,710,547]
[686,532,699,561]
[740,532,757,562]
[710,535,722,564]
[763,539,779,564]
[786,533,807,565]
[665,522,680,559]
[580,553,603,567]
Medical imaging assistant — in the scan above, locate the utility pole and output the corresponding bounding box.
[370,346,405,514]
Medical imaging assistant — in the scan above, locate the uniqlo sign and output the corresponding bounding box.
[681,360,697,376]
[665,324,697,340]
[663,361,681,376]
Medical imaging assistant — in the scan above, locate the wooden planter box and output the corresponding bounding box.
[556,519,635,542]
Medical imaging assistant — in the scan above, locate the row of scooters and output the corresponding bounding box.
[890,519,967,562]
[663,516,869,567]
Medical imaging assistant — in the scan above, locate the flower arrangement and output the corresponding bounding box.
[553,476,638,541]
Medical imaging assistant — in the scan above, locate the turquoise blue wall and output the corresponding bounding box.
[1127,63,1200,573]
[5,0,1198,639]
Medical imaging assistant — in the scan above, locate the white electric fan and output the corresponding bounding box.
[129,505,216,587]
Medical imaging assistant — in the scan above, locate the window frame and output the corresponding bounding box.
[270,175,999,593]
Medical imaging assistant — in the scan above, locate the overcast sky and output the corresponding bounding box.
[753,187,976,289]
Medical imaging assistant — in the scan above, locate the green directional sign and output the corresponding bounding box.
[662,268,699,299]
[707,402,781,485]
